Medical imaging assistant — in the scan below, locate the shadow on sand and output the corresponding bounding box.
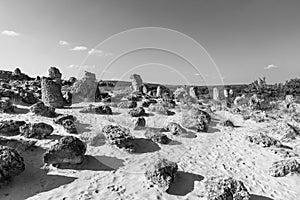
[75,122,92,134]
[13,107,30,114]
[167,171,204,196]
[0,145,77,200]
[57,155,124,171]
[132,138,161,153]
[250,194,274,200]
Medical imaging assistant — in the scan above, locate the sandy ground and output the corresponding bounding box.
[0,102,299,200]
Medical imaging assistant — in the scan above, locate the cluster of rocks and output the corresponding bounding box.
[20,122,54,139]
[0,120,26,136]
[246,133,282,148]
[0,119,54,139]
[0,80,39,105]
[54,115,77,134]
[148,103,174,116]
[79,104,112,115]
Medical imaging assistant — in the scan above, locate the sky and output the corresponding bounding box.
[0,0,299,85]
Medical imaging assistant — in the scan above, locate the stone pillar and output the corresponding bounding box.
[213,87,219,101]
[41,77,64,108]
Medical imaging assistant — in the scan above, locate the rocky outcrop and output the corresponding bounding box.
[0,120,26,136]
[0,98,14,113]
[0,69,33,81]
[130,74,143,92]
[269,159,300,177]
[134,117,146,130]
[102,125,134,152]
[0,146,25,182]
[145,159,178,191]
[44,136,86,165]
[71,71,98,103]
[19,122,54,139]
[205,176,250,200]
[41,77,64,108]
[30,102,57,117]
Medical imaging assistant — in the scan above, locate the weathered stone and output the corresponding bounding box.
[164,122,185,135]
[148,104,174,116]
[246,133,282,147]
[145,158,178,191]
[130,74,143,92]
[102,125,134,152]
[71,71,98,103]
[54,115,77,134]
[0,146,25,182]
[48,66,62,82]
[145,129,171,144]
[20,122,54,139]
[61,119,77,134]
[128,107,146,117]
[30,102,57,117]
[269,159,300,177]
[189,87,198,99]
[43,136,86,165]
[181,108,210,132]
[205,176,250,200]
[0,98,14,113]
[222,120,235,127]
[213,87,220,101]
[41,77,64,108]
[54,115,77,125]
[134,117,146,130]
[0,120,26,136]
[79,104,112,115]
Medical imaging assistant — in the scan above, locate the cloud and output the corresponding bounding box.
[59,40,69,46]
[264,64,279,70]
[1,30,20,37]
[88,49,113,56]
[67,64,95,69]
[70,46,88,51]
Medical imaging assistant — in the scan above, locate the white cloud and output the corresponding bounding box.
[67,64,95,69]
[88,48,113,56]
[70,46,88,51]
[1,30,20,37]
[59,40,69,46]
[265,64,279,70]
